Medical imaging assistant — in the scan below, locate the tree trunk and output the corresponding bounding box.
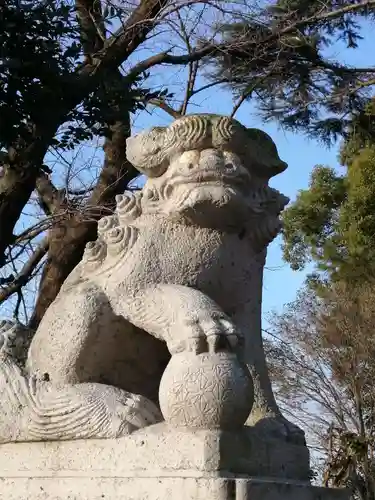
[0,164,39,266]
[0,0,168,269]
[28,217,96,330]
[29,116,137,329]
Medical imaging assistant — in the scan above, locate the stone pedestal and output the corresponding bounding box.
[0,115,348,500]
[0,424,349,500]
[0,476,348,500]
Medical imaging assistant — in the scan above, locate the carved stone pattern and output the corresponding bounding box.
[0,114,305,448]
[126,114,287,178]
[159,352,254,430]
[0,350,162,443]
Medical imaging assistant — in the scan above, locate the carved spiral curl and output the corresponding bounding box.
[215,116,237,144]
[126,114,287,181]
[97,215,119,236]
[106,226,139,257]
[82,240,107,273]
[115,193,142,223]
[164,115,210,151]
[84,240,106,262]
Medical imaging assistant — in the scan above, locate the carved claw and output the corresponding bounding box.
[170,313,243,355]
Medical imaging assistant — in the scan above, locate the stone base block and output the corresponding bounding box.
[0,423,310,481]
[0,476,348,500]
[0,424,347,499]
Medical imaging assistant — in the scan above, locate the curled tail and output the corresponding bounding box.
[0,352,162,443]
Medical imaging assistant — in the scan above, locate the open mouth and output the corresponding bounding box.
[171,170,251,189]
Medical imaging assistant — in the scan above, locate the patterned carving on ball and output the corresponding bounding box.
[159,352,253,430]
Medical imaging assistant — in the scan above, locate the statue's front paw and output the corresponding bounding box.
[171,312,242,355]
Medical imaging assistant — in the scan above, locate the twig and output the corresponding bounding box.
[175,9,199,115]
[147,98,182,118]
[230,73,273,118]
[189,78,231,97]
[0,238,49,303]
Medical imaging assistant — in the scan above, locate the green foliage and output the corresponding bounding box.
[340,100,375,166]
[0,1,170,151]
[209,0,375,143]
[0,1,80,148]
[340,146,375,267]
[55,77,172,150]
[281,166,347,273]
[282,103,375,283]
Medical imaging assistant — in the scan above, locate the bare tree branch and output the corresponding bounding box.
[77,0,170,78]
[231,73,271,118]
[147,98,182,118]
[299,0,375,25]
[35,174,64,215]
[0,237,49,303]
[124,43,220,83]
[175,9,199,115]
[75,0,105,59]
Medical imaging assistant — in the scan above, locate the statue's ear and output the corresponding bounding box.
[245,128,287,178]
[126,127,170,178]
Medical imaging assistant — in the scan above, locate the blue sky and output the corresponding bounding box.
[130,19,375,324]
[134,97,329,322]
[1,15,373,325]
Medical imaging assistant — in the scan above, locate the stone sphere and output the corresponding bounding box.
[159,351,253,429]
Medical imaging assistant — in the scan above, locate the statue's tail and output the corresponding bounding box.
[0,351,162,443]
[27,382,162,441]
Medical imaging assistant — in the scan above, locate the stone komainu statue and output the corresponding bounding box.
[0,114,304,445]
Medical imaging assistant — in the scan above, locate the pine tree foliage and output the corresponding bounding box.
[281,98,375,283]
[209,0,375,143]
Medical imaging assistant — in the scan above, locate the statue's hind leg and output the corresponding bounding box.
[233,304,306,446]
[0,352,162,443]
[0,283,163,443]
[27,283,110,384]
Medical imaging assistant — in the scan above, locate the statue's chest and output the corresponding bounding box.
[138,223,259,309]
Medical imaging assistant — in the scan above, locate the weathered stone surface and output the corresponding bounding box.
[0,423,346,499]
[0,424,310,481]
[0,477,349,500]
[0,113,297,445]
[159,352,254,429]
[0,431,347,499]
